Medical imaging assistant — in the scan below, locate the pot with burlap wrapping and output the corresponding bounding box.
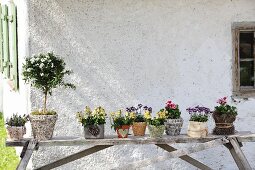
[212,112,236,135]
[187,121,208,138]
[212,97,238,135]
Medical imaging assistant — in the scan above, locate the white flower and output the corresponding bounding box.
[39,63,44,69]
[30,58,35,63]
[51,63,54,68]
[40,73,44,76]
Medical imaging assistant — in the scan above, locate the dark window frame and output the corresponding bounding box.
[232,22,255,97]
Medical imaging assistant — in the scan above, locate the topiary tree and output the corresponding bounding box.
[22,52,75,114]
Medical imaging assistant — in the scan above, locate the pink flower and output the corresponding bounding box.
[170,104,177,109]
[217,97,227,105]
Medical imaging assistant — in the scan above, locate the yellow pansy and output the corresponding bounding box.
[144,110,152,119]
[130,112,136,119]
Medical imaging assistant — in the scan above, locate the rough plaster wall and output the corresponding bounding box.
[28,0,255,169]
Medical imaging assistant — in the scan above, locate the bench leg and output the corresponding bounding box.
[16,139,38,170]
[226,137,252,170]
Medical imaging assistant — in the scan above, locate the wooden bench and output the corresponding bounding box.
[6,132,255,170]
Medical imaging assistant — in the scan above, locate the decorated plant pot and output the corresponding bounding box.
[116,125,130,138]
[29,114,58,140]
[187,121,208,138]
[164,118,183,136]
[148,125,165,138]
[132,122,147,136]
[212,112,236,135]
[84,124,104,139]
[6,126,26,141]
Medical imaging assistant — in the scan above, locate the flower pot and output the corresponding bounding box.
[29,114,58,140]
[212,112,236,135]
[84,124,104,139]
[132,122,147,136]
[6,126,26,141]
[164,118,183,136]
[187,121,208,138]
[116,125,130,138]
[148,125,165,138]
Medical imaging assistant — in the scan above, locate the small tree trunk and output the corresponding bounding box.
[43,92,47,114]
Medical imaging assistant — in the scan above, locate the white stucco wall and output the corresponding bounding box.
[26,0,255,169]
[1,0,30,121]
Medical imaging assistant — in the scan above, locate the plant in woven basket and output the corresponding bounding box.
[22,52,75,140]
[6,114,29,141]
[213,97,238,135]
[186,106,211,138]
[76,106,106,139]
[126,104,152,136]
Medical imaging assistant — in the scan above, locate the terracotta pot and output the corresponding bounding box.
[116,125,130,138]
[187,121,208,138]
[132,122,147,136]
[212,112,236,135]
[164,118,183,136]
[6,126,26,141]
[148,125,165,138]
[84,124,104,139]
[29,114,58,140]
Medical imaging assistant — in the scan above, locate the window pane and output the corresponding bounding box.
[240,33,253,59]
[240,61,254,86]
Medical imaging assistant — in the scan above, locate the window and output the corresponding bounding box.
[232,22,255,97]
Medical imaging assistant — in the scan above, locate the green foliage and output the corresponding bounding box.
[190,115,208,122]
[147,118,165,127]
[0,113,19,170]
[165,107,181,119]
[214,105,238,116]
[22,52,75,114]
[134,114,146,122]
[76,106,106,127]
[110,110,133,130]
[31,110,57,115]
[111,117,133,130]
[165,100,182,119]
[6,114,29,126]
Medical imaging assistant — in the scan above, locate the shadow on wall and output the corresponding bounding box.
[27,1,184,169]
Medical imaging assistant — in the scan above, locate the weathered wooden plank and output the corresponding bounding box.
[37,132,253,146]
[114,138,229,170]
[6,132,253,147]
[16,140,38,170]
[35,145,112,170]
[229,137,252,170]
[156,144,212,170]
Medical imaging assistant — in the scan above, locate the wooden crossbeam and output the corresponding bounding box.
[16,139,38,170]
[113,138,229,170]
[35,145,112,170]
[156,144,212,170]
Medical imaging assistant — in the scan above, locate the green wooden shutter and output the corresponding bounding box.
[2,5,10,78]
[0,5,3,73]
[9,2,18,90]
